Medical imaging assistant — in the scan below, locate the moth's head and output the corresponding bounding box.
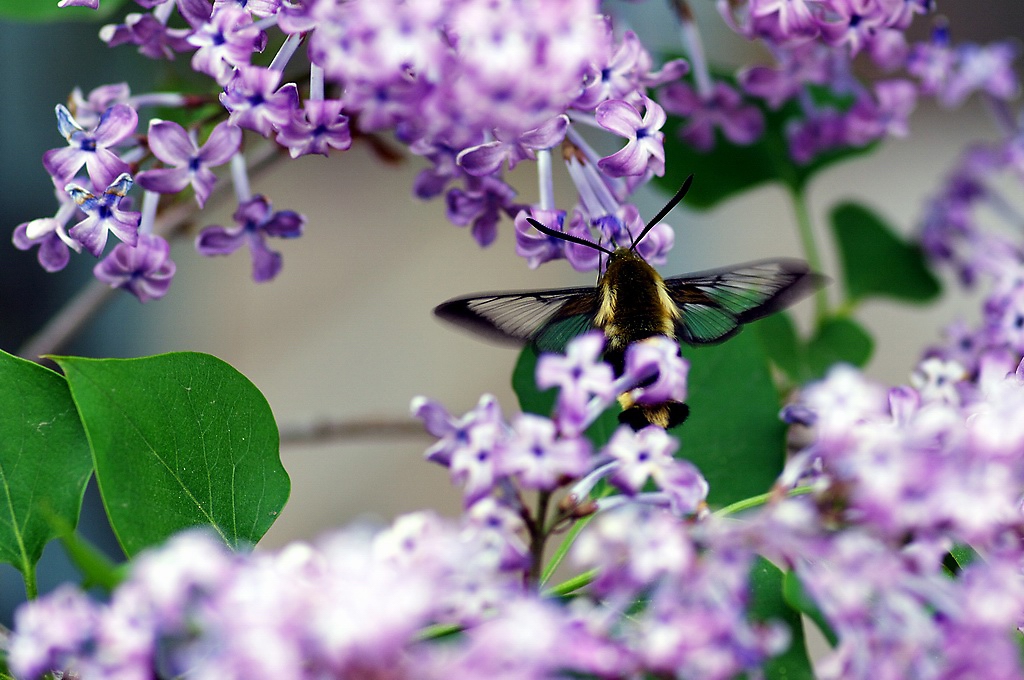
[603,246,658,282]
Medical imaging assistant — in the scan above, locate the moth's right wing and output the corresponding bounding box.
[434,287,601,353]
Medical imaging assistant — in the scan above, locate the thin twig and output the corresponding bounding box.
[279,418,430,446]
[18,143,285,362]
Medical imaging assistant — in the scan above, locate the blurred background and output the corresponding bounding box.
[1,1,1022,623]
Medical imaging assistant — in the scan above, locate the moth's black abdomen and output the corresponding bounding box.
[619,401,690,431]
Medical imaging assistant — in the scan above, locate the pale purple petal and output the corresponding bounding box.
[146,119,196,165]
[198,121,242,165]
[595,99,643,139]
[196,224,246,256]
[135,166,192,195]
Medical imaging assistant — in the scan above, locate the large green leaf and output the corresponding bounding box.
[0,350,93,594]
[54,352,289,557]
[0,0,129,21]
[783,570,839,647]
[749,557,815,680]
[655,84,877,209]
[805,316,874,378]
[753,311,804,384]
[676,331,788,507]
[830,201,941,304]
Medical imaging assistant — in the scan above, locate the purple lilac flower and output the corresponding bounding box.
[195,194,304,282]
[513,208,567,268]
[188,4,267,84]
[412,394,509,506]
[621,336,689,406]
[575,26,689,111]
[457,116,569,177]
[12,191,81,272]
[219,66,299,137]
[94,233,177,302]
[604,425,709,515]
[65,173,141,256]
[536,331,617,434]
[213,0,280,17]
[8,585,100,679]
[739,43,832,109]
[43,103,137,189]
[843,79,918,146]
[100,11,195,59]
[445,175,517,247]
[275,99,352,158]
[136,119,241,207]
[67,82,132,129]
[596,97,666,178]
[659,80,764,152]
[499,414,591,491]
[941,41,1020,108]
[58,0,98,7]
[561,147,674,266]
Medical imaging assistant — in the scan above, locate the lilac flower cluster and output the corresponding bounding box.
[759,354,1024,677]
[413,332,702,514]
[17,0,698,304]
[913,47,1024,375]
[703,1,1018,164]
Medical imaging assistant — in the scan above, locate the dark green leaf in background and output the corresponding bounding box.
[749,557,816,680]
[830,201,941,304]
[676,331,788,507]
[55,352,289,557]
[783,569,839,648]
[753,312,804,384]
[0,0,129,21]
[655,84,877,210]
[805,316,874,378]
[0,351,93,594]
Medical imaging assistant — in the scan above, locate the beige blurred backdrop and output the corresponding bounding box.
[84,4,1013,548]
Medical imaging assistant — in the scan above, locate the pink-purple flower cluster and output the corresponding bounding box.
[757,351,1024,677]
[17,0,690,301]
[413,332,702,512]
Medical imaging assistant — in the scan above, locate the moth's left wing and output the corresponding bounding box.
[434,286,601,353]
[666,258,823,345]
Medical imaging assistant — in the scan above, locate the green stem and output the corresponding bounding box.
[789,186,829,323]
[543,568,597,598]
[713,485,814,518]
[526,490,553,588]
[540,513,594,587]
[23,565,37,601]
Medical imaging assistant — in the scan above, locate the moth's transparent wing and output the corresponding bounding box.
[434,287,601,353]
[666,259,822,345]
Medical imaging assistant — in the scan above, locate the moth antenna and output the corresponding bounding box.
[629,173,694,252]
[527,217,614,256]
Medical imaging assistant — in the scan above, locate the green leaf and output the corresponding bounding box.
[676,331,788,507]
[512,345,556,416]
[0,350,93,596]
[54,352,290,557]
[753,312,804,383]
[805,316,874,378]
[783,569,839,647]
[655,84,877,210]
[748,557,815,680]
[830,201,941,304]
[0,0,130,21]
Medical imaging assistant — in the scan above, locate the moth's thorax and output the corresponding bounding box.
[596,248,678,354]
